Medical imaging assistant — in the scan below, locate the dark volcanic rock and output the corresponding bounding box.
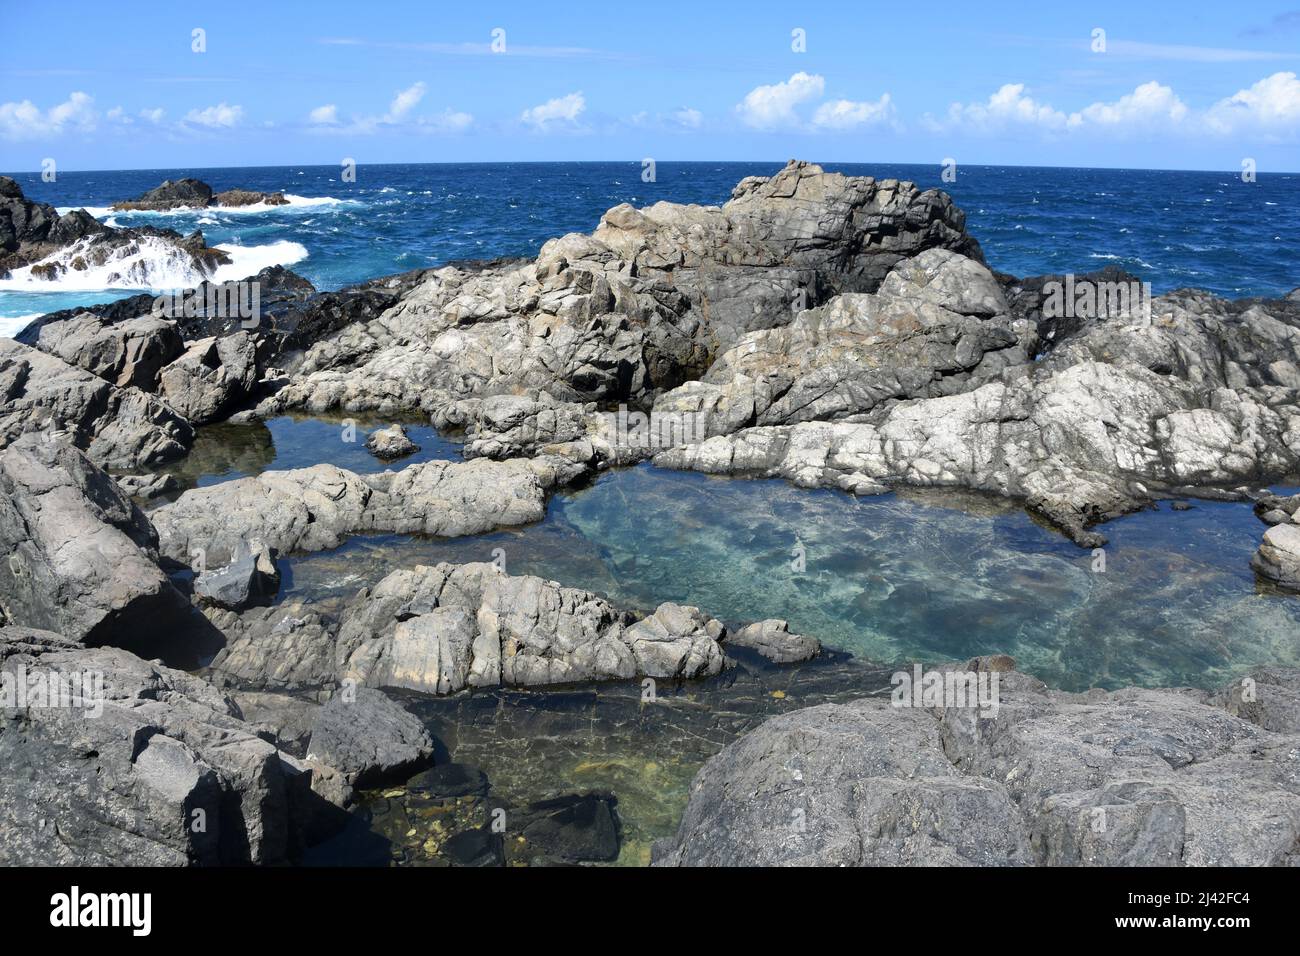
[509,792,621,864]
[306,687,434,788]
[111,178,213,211]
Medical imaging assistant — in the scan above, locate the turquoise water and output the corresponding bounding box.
[279,463,1300,693]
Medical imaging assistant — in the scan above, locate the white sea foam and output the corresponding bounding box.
[0,236,309,293]
[56,194,353,219]
[0,313,42,339]
[211,240,309,281]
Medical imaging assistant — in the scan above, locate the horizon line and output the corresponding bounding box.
[3,158,1297,177]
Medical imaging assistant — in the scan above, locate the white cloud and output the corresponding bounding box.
[140,107,165,124]
[386,82,426,121]
[936,75,1300,139]
[184,102,243,127]
[420,108,473,132]
[307,85,471,135]
[736,72,825,129]
[941,83,1068,132]
[1067,81,1188,128]
[673,107,703,129]
[812,94,894,129]
[1204,71,1300,134]
[0,91,96,139]
[309,104,339,125]
[520,91,586,129]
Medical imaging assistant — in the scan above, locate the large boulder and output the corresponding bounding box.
[0,627,348,865]
[0,338,193,469]
[305,687,433,787]
[157,332,259,424]
[1252,522,1300,591]
[0,436,191,647]
[32,311,185,391]
[335,563,726,695]
[653,661,1300,866]
[149,456,563,566]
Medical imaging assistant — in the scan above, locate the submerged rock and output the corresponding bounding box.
[653,660,1300,867]
[726,619,820,664]
[509,792,621,864]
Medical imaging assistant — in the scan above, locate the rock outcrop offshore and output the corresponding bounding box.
[111,178,289,211]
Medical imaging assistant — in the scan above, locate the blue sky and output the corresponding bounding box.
[2,0,1299,171]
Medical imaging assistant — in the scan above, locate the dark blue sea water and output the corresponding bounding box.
[2,162,1297,335]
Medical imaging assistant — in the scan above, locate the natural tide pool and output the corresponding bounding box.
[151,412,462,493]
[279,463,1300,693]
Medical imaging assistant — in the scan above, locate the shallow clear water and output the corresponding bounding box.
[3,162,1296,334]
[280,463,1300,693]
[150,413,460,494]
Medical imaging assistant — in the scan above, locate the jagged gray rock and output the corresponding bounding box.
[193,539,280,611]
[0,338,193,469]
[652,660,1300,866]
[261,161,982,420]
[305,687,433,787]
[31,311,185,391]
[726,619,821,663]
[149,456,565,566]
[365,423,420,460]
[0,627,348,865]
[0,436,191,645]
[335,562,726,695]
[157,333,259,425]
[1252,522,1300,591]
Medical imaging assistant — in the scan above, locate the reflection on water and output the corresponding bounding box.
[154,412,463,495]
[283,464,1300,692]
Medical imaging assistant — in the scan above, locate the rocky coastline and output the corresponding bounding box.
[2,161,1298,866]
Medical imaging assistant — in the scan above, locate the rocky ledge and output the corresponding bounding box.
[652,657,1300,866]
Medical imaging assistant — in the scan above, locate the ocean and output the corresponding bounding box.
[1,161,1296,337]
